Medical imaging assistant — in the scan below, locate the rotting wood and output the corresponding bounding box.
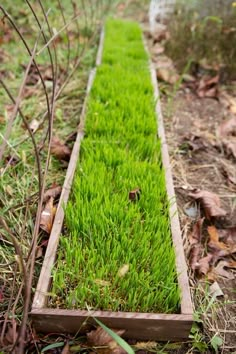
[31,24,193,340]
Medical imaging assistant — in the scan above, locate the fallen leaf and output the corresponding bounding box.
[129,188,141,201]
[61,342,70,354]
[197,75,219,98]
[182,134,208,152]
[117,264,129,277]
[189,245,203,271]
[151,23,169,42]
[157,67,179,85]
[50,136,71,161]
[218,117,236,137]
[222,139,236,159]
[188,218,204,245]
[87,327,126,354]
[43,185,62,202]
[35,246,43,259]
[218,227,236,245]
[219,92,236,114]
[40,197,56,234]
[94,279,111,286]
[207,226,228,252]
[29,118,40,133]
[189,190,227,219]
[209,281,224,298]
[152,43,165,56]
[3,322,17,346]
[210,260,236,280]
[198,254,214,275]
[221,166,236,186]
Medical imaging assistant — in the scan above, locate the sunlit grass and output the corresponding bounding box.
[51,19,180,313]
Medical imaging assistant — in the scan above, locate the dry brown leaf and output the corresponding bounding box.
[50,136,71,161]
[156,67,179,85]
[188,218,204,245]
[219,92,236,114]
[152,43,165,56]
[40,197,56,234]
[222,139,236,159]
[197,75,219,98]
[189,245,203,271]
[207,226,228,251]
[43,185,62,202]
[189,190,227,219]
[61,342,70,354]
[210,260,236,280]
[198,254,214,275]
[219,117,236,137]
[218,227,236,246]
[87,327,126,354]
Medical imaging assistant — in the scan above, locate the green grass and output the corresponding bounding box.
[51,19,180,313]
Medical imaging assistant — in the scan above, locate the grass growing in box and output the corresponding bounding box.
[51,19,180,313]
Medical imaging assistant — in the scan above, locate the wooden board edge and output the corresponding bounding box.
[148,55,193,315]
[31,308,193,340]
[32,28,105,310]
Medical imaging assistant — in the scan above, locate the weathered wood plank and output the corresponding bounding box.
[31,308,192,341]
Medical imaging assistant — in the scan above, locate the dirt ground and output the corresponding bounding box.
[162,90,236,352]
[145,28,236,354]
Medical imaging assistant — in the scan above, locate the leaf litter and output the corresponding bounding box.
[146,6,236,351]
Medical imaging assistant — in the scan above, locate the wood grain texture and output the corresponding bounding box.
[31,308,192,341]
[149,62,193,315]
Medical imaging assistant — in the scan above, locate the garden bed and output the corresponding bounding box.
[31,19,193,341]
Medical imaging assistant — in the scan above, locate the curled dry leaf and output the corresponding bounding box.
[222,139,236,159]
[188,218,204,246]
[40,197,56,234]
[198,254,213,275]
[87,327,126,354]
[219,91,236,114]
[189,244,203,271]
[189,190,227,219]
[156,67,179,85]
[209,260,236,280]
[43,184,62,202]
[207,226,228,252]
[189,218,204,271]
[218,227,236,246]
[197,75,219,98]
[218,117,236,137]
[51,136,71,161]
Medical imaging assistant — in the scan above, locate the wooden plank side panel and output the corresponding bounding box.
[149,63,193,315]
[31,309,192,341]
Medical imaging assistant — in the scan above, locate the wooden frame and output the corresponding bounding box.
[31,26,193,341]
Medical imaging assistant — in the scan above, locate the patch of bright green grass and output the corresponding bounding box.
[51,19,180,313]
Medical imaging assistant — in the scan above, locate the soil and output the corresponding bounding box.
[161,90,236,352]
[140,4,236,350]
